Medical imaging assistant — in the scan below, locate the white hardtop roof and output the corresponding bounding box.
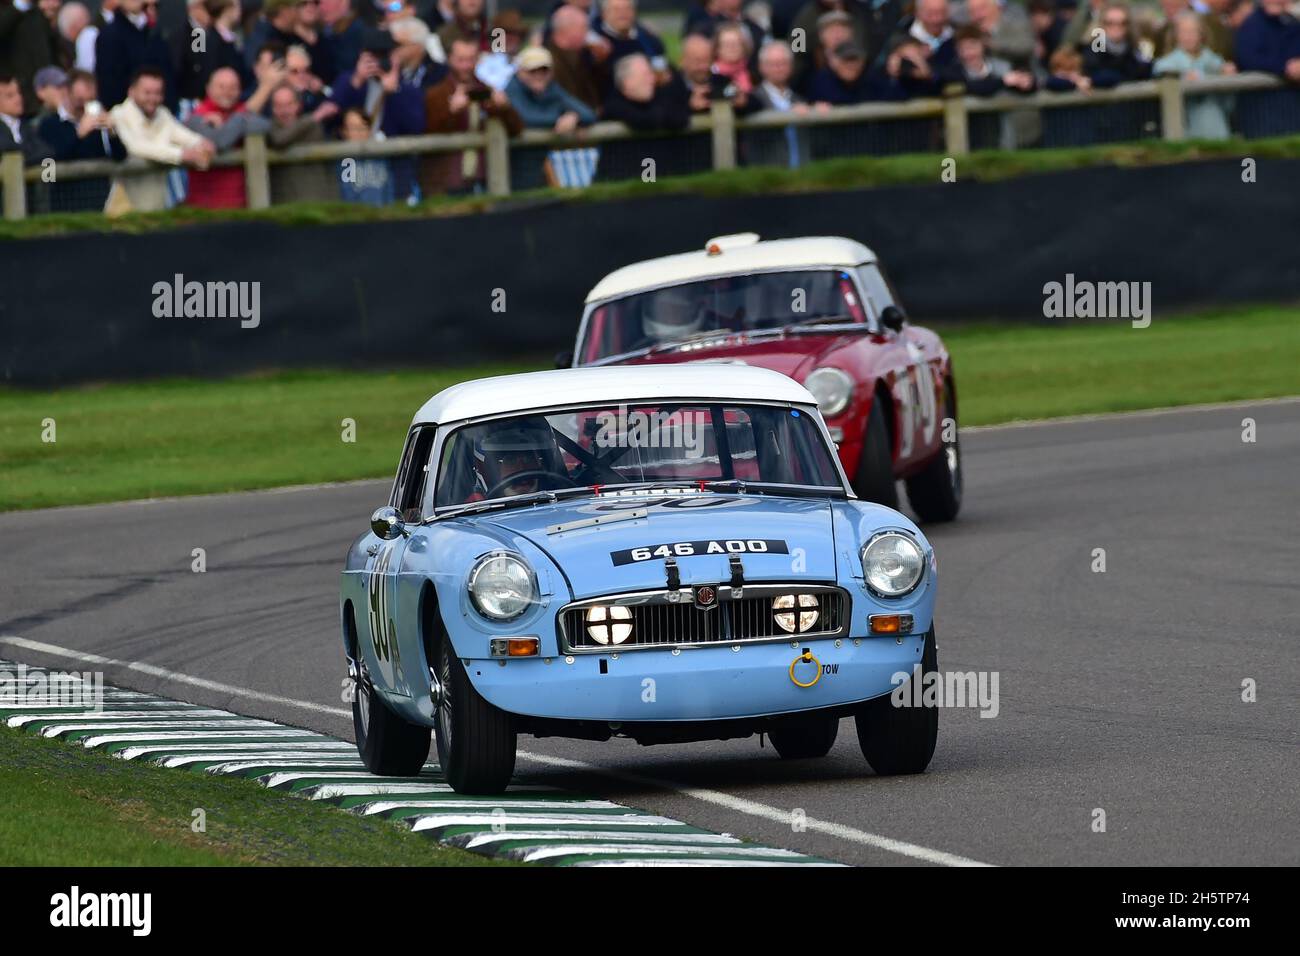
[414,364,817,425]
[585,235,877,304]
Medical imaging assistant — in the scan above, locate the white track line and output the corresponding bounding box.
[1,637,351,719]
[1,638,993,867]
[516,751,992,867]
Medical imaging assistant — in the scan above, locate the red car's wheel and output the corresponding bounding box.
[905,379,962,523]
[852,397,899,509]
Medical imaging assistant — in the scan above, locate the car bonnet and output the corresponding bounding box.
[476,492,839,600]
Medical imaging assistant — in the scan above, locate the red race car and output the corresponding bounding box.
[565,234,961,521]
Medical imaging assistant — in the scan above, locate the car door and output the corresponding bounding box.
[856,263,935,467]
[363,425,437,695]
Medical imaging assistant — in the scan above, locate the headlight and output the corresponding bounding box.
[804,367,853,417]
[860,532,925,597]
[773,593,820,633]
[468,552,537,620]
[586,605,633,645]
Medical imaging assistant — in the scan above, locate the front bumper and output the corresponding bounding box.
[463,632,927,722]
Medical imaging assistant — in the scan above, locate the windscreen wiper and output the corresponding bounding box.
[701,479,847,499]
[428,485,597,522]
[780,314,867,333]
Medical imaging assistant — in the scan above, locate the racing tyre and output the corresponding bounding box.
[854,627,938,775]
[852,397,899,509]
[435,638,517,795]
[353,661,431,776]
[904,380,962,523]
[768,715,839,759]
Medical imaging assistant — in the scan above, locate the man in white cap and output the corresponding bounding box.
[505,45,596,132]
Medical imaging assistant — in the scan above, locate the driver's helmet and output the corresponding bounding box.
[473,420,558,496]
[642,287,703,342]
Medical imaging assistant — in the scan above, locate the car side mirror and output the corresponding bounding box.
[554,350,573,369]
[881,305,907,332]
[371,506,406,540]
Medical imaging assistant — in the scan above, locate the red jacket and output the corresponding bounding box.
[185,97,247,210]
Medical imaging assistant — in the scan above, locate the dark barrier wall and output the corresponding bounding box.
[2,157,1298,387]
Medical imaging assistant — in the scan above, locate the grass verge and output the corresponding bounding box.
[0,724,509,865]
[1,305,1296,511]
[2,135,1298,240]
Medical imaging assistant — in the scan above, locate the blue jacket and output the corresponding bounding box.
[1234,9,1300,75]
[95,15,177,111]
[331,69,428,138]
[504,76,597,129]
[600,23,668,70]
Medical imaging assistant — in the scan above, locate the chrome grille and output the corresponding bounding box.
[559,585,848,652]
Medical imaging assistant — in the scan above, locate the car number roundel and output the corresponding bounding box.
[366,544,398,662]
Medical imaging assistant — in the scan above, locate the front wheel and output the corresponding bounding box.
[852,397,899,508]
[767,714,839,759]
[435,638,517,795]
[904,379,962,522]
[353,660,431,776]
[854,627,938,775]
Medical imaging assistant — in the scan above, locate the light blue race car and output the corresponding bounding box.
[340,364,939,794]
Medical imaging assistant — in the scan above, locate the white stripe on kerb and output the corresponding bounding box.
[411,814,688,831]
[203,760,371,774]
[510,843,812,863]
[256,771,449,788]
[78,729,321,747]
[297,783,458,798]
[572,858,840,867]
[359,799,627,814]
[456,830,741,849]
[39,720,279,738]
[8,709,237,727]
[156,752,360,768]
[114,741,356,760]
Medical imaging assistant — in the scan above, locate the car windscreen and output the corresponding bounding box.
[578,269,867,364]
[434,403,842,508]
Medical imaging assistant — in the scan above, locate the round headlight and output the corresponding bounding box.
[468,552,537,620]
[860,532,925,597]
[804,367,853,417]
[773,593,820,633]
[586,605,633,645]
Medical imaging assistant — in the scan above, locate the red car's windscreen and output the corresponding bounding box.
[579,270,866,364]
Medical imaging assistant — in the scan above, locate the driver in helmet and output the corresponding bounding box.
[640,288,706,347]
[473,422,559,499]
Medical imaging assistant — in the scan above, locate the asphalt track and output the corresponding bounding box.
[2,399,1297,866]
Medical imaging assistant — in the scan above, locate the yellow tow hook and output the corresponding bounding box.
[789,650,822,688]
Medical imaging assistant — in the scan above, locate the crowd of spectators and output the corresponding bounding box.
[2,0,1298,212]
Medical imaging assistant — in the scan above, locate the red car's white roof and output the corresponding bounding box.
[413,364,817,425]
[584,235,877,304]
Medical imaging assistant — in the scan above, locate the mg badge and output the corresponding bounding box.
[694,585,718,610]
